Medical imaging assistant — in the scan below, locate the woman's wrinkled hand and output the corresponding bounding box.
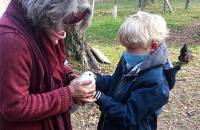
[69,79,96,98]
[73,90,96,105]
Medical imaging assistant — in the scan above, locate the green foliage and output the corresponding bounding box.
[192,45,200,55]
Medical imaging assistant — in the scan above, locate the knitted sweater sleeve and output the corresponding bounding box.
[0,33,72,122]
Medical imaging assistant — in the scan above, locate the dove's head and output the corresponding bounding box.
[82,71,96,79]
[76,71,96,88]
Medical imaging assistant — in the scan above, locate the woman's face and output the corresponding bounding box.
[55,23,71,33]
[47,21,72,45]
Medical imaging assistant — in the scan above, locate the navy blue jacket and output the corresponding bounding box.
[95,43,180,130]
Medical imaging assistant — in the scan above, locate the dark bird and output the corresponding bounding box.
[178,44,193,63]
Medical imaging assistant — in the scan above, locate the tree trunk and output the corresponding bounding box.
[65,27,100,72]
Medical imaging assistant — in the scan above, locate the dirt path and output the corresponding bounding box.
[71,22,200,130]
[167,22,200,46]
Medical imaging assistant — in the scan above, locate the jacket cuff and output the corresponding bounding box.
[58,87,72,112]
[94,91,102,99]
[95,92,107,106]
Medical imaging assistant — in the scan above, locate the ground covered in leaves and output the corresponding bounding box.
[167,22,200,46]
[71,22,200,130]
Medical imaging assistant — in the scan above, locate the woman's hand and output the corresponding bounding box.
[73,90,96,106]
[69,79,96,98]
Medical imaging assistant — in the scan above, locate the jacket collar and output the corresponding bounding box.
[140,41,168,71]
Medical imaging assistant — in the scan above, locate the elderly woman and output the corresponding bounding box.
[0,0,95,130]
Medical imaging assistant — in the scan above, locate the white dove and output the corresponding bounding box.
[70,71,96,113]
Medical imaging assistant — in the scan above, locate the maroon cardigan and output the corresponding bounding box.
[0,1,74,130]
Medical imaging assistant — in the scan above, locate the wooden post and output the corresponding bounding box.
[91,0,96,17]
[112,5,118,19]
[185,0,190,10]
[139,0,145,11]
[114,0,117,5]
[112,0,117,19]
[163,0,173,13]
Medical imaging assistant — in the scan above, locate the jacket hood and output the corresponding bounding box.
[140,41,169,71]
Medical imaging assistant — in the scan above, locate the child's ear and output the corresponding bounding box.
[150,41,159,53]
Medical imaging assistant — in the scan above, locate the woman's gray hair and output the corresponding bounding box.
[76,0,92,32]
[21,0,92,32]
[118,11,169,48]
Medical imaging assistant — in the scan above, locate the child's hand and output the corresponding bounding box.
[74,96,97,105]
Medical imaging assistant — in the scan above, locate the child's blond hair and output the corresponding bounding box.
[118,11,169,48]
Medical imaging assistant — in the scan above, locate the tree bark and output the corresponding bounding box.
[65,27,100,72]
